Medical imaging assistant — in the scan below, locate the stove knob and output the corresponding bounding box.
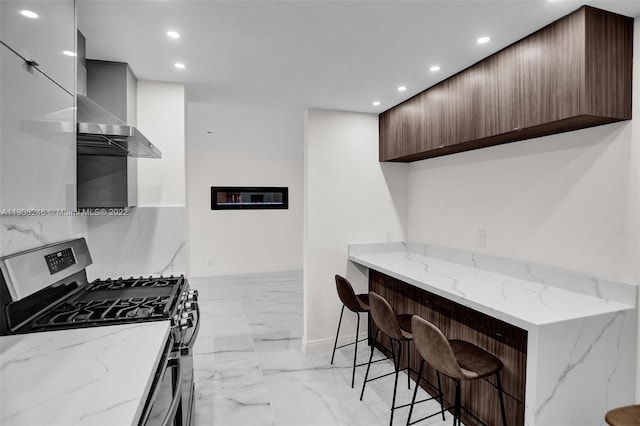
[187,290,198,302]
[183,301,197,311]
[179,317,193,328]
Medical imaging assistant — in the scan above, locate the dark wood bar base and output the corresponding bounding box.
[369,270,527,426]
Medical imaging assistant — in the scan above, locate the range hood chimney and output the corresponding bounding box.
[76,30,160,209]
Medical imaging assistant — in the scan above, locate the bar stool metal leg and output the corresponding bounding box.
[454,378,461,426]
[351,311,361,388]
[496,372,507,426]
[360,328,379,400]
[407,341,411,389]
[406,361,446,426]
[390,339,402,426]
[330,305,345,365]
[436,372,445,421]
[407,359,424,425]
[331,305,368,389]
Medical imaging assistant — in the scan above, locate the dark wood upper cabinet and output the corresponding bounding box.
[380,6,633,162]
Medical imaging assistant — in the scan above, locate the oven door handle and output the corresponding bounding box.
[183,301,201,348]
[161,357,182,426]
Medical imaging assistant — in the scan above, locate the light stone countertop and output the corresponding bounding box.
[0,321,170,426]
[348,242,636,330]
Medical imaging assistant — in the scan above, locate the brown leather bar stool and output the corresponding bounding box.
[331,275,370,388]
[362,292,442,426]
[605,405,640,426]
[408,315,507,426]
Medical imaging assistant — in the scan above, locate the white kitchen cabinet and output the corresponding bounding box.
[0,0,75,93]
[0,43,75,210]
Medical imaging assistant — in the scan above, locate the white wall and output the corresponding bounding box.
[303,108,408,353]
[186,103,304,276]
[136,81,186,207]
[407,121,638,282]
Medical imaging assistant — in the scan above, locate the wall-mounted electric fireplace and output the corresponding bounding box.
[211,187,288,210]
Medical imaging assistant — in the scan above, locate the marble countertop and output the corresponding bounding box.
[348,243,636,330]
[0,321,170,426]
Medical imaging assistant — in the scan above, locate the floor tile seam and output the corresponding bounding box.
[193,337,259,358]
[245,332,282,426]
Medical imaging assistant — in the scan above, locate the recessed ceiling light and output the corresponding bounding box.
[477,36,491,44]
[397,86,407,92]
[167,31,181,39]
[63,50,76,57]
[174,62,186,69]
[430,65,441,72]
[20,9,38,19]
[373,101,381,106]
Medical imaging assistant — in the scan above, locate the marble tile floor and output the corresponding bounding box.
[189,270,454,426]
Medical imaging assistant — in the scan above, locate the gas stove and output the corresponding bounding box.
[0,239,195,335]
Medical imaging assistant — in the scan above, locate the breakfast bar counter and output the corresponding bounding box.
[348,242,637,426]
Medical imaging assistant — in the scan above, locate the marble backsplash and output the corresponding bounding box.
[85,206,187,279]
[0,215,88,256]
[349,241,637,306]
[0,207,187,280]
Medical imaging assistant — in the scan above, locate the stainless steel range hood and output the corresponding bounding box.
[76,31,160,209]
[77,94,161,158]
[75,30,161,159]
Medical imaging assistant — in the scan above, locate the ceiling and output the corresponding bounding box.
[77,0,640,113]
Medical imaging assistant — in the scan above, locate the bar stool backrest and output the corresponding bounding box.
[335,275,364,312]
[369,291,404,340]
[411,315,463,380]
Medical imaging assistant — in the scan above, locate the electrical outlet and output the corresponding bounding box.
[385,229,393,242]
[478,230,487,248]
[207,260,214,267]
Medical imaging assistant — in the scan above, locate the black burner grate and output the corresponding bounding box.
[32,296,173,328]
[87,275,183,291]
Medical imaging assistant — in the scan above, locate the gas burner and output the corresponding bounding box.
[111,297,172,320]
[88,275,182,291]
[32,296,173,328]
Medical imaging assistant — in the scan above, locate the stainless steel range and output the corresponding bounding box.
[0,238,199,426]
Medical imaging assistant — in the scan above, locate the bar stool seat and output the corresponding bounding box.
[450,340,504,380]
[408,315,507,426]
[331,275,370,388]
[605,404,640,426]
